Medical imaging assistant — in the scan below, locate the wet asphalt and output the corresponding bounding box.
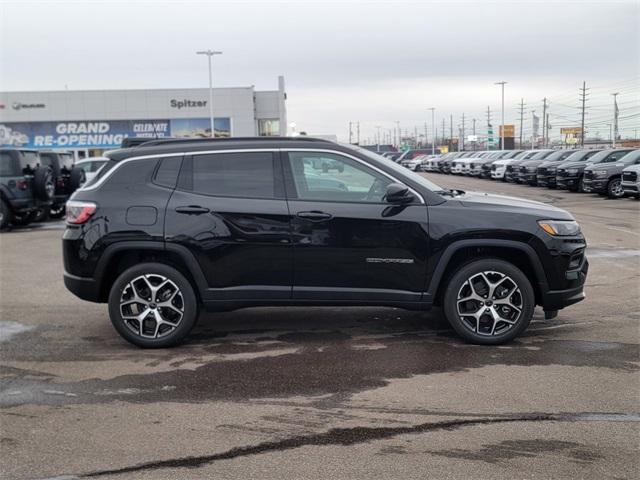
[0,174,639,480]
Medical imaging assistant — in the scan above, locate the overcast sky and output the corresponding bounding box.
[1,0,638,141]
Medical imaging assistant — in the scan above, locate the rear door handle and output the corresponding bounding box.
[175,205,210,215]
[296,211,332,221]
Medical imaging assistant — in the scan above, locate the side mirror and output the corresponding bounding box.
[384,183,415,204]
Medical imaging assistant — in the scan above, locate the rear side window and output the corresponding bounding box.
[0,152,19,176]
[188,152,276,199]
[154,156,182,188]
[103,158,159,188]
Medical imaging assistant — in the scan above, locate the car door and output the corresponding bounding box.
[283,149,430,302]
[165,150,292,300]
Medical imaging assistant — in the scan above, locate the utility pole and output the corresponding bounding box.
[546,113,550,148]
[348,122,353,144]
[612,92,619,148]
[518,99,525,148]
[541,97,548,148]
[495,81,507,150]
[395,120,400,148]
[472,118,476,151]
[449,114,453,149]
[486,106,492,151]
[356,122,360,145]
[441,118,446,146]
[461,113,466,151]
[428,107,436,154]
[579,81,588,146]
[375,125,381,150]
[531,110,536,149]
[196,49,223,137]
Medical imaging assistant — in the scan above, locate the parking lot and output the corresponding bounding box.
[0,174,638,480]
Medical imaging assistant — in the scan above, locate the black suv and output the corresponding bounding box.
[63,137,588,347]
[38,151,86,218]
[557,149,634,193]
[0,148,55,229]
[583,149,640,198]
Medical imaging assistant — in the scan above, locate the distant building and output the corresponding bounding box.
[0,76,287,159]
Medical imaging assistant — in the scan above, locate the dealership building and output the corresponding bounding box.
[0,76,287,159]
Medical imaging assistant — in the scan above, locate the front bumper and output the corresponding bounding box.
[520,172,538,185]
[556,176,580,190]
[582,179,607,193]
[541,259,589,311]
[537,174,556,187]
[622,182,639,194]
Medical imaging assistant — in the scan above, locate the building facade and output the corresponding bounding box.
[0,76,287,159]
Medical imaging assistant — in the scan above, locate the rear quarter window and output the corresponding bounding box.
[102,158,159,189]
[0,152,20,176]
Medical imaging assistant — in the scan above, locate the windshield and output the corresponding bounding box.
[529,150,554,160]
[348,144,443,192]
[619,150,640,163]
[544,150,576,162]
[586,150,623,164]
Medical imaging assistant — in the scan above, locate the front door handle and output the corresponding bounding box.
[296,211,332,221]
[175,205,210,215]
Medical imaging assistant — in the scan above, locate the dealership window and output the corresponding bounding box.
[190,152,275,198]
[258,119,280,137]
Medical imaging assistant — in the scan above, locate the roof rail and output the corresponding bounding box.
[130,136,334,149]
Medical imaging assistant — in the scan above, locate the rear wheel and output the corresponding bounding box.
[33,207,50,223]
[606,177,624,199]
[443,259,535,345]
[0,200,11,230]
[108,263,199,348]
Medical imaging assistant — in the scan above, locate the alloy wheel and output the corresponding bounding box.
[456,271,523,336]
[119,274,184,339]
[610,179,624,197]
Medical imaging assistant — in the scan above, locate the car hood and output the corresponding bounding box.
[557,160,589,170]
[456,191,572,219]
[585,162,628,172]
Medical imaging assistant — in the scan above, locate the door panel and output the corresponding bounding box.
[164,152,292,300]
[284,151,430,301]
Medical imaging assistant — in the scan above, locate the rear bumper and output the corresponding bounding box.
[63,271,101,303]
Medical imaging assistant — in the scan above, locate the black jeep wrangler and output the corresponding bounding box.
[63,137,588,347]
[38,151,86,219]
[0,148,55,229]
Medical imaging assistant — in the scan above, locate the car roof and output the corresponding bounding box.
[106,137,340,162]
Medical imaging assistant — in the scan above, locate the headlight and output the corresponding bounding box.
[538,220,581,236]
[593,170,608,177]
[566,168,579,174]
[527,167,536,172]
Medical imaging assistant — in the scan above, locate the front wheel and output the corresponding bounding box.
[108,263,199,348]
[443,259,535,345]
[606,177,624,199]
[0,200,11,230]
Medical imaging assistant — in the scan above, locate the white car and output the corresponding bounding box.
[622,164,640,198]
[491,150,539,180]
[401,154,428,171]
[74,157,108,183]
[452,152,491,175]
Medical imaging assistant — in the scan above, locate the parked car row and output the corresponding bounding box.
[412,148,640,199]
[0,148,108,230]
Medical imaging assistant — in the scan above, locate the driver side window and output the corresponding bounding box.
[286,151,392,203]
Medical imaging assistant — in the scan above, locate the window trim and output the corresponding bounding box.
[78,147,424,204]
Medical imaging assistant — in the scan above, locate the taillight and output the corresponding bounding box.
[66,200,97,225]
[57,178,65,188]
[16,179,28,190]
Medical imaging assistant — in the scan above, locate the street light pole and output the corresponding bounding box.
[196,49,223,137]
[495,81,507,150]
[428,107,435,155]
[611,92,619,148]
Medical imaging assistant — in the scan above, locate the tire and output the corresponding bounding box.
[11,210,37,226]
[33,207,50,223]
[33,167,55,201]
[108,263,199,348]
[0,199,11,230]
[577,177,585,193]
[606,177,624,199]
[49,203,66,219]
[69,168,86,192]
[443,259,535,345]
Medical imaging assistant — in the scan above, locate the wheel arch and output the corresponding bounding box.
[95,241,208,302]
[427,239,548,306]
